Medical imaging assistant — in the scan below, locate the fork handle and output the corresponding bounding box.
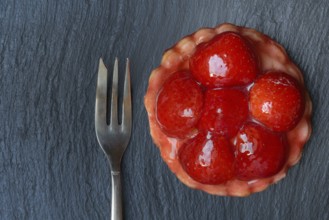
[111,171,123,220]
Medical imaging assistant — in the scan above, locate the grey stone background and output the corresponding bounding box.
[1,0,328,219]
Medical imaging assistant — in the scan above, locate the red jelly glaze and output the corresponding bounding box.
[179,131,235,184]
[189,32,259,87]
[156,71,204,138]
[250,71,305,132]
[198,88,249,138]
[234,122,287,180]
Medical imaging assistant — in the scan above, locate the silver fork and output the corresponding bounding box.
[95,58,132,220]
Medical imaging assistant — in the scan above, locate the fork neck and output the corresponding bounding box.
[108,158,121,173]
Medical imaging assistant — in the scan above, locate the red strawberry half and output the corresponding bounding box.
[189,32,259,87]
[234,122,287,181]
[156,71,204,138]
[250,71,305,132]
[198,88,249,138]
[179,131,235,185]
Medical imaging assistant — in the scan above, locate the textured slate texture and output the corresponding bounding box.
[1,0,328,219]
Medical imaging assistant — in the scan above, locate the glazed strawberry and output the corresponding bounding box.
[179,131,235,184]
[250,71,305,132]
[234,123,287,181]
[156,71,204,138]
[198,88,249,138]
[189,32,259,87]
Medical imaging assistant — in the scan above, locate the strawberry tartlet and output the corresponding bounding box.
[144,23,312,196]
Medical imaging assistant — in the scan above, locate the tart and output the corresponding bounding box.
[144,23,312,196]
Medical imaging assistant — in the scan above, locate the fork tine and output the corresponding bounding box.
[110,57,119,125]
[95,58,108,130]
[122,58,132,131]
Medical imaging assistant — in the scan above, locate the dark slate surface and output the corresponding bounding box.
[1,0,328,219]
